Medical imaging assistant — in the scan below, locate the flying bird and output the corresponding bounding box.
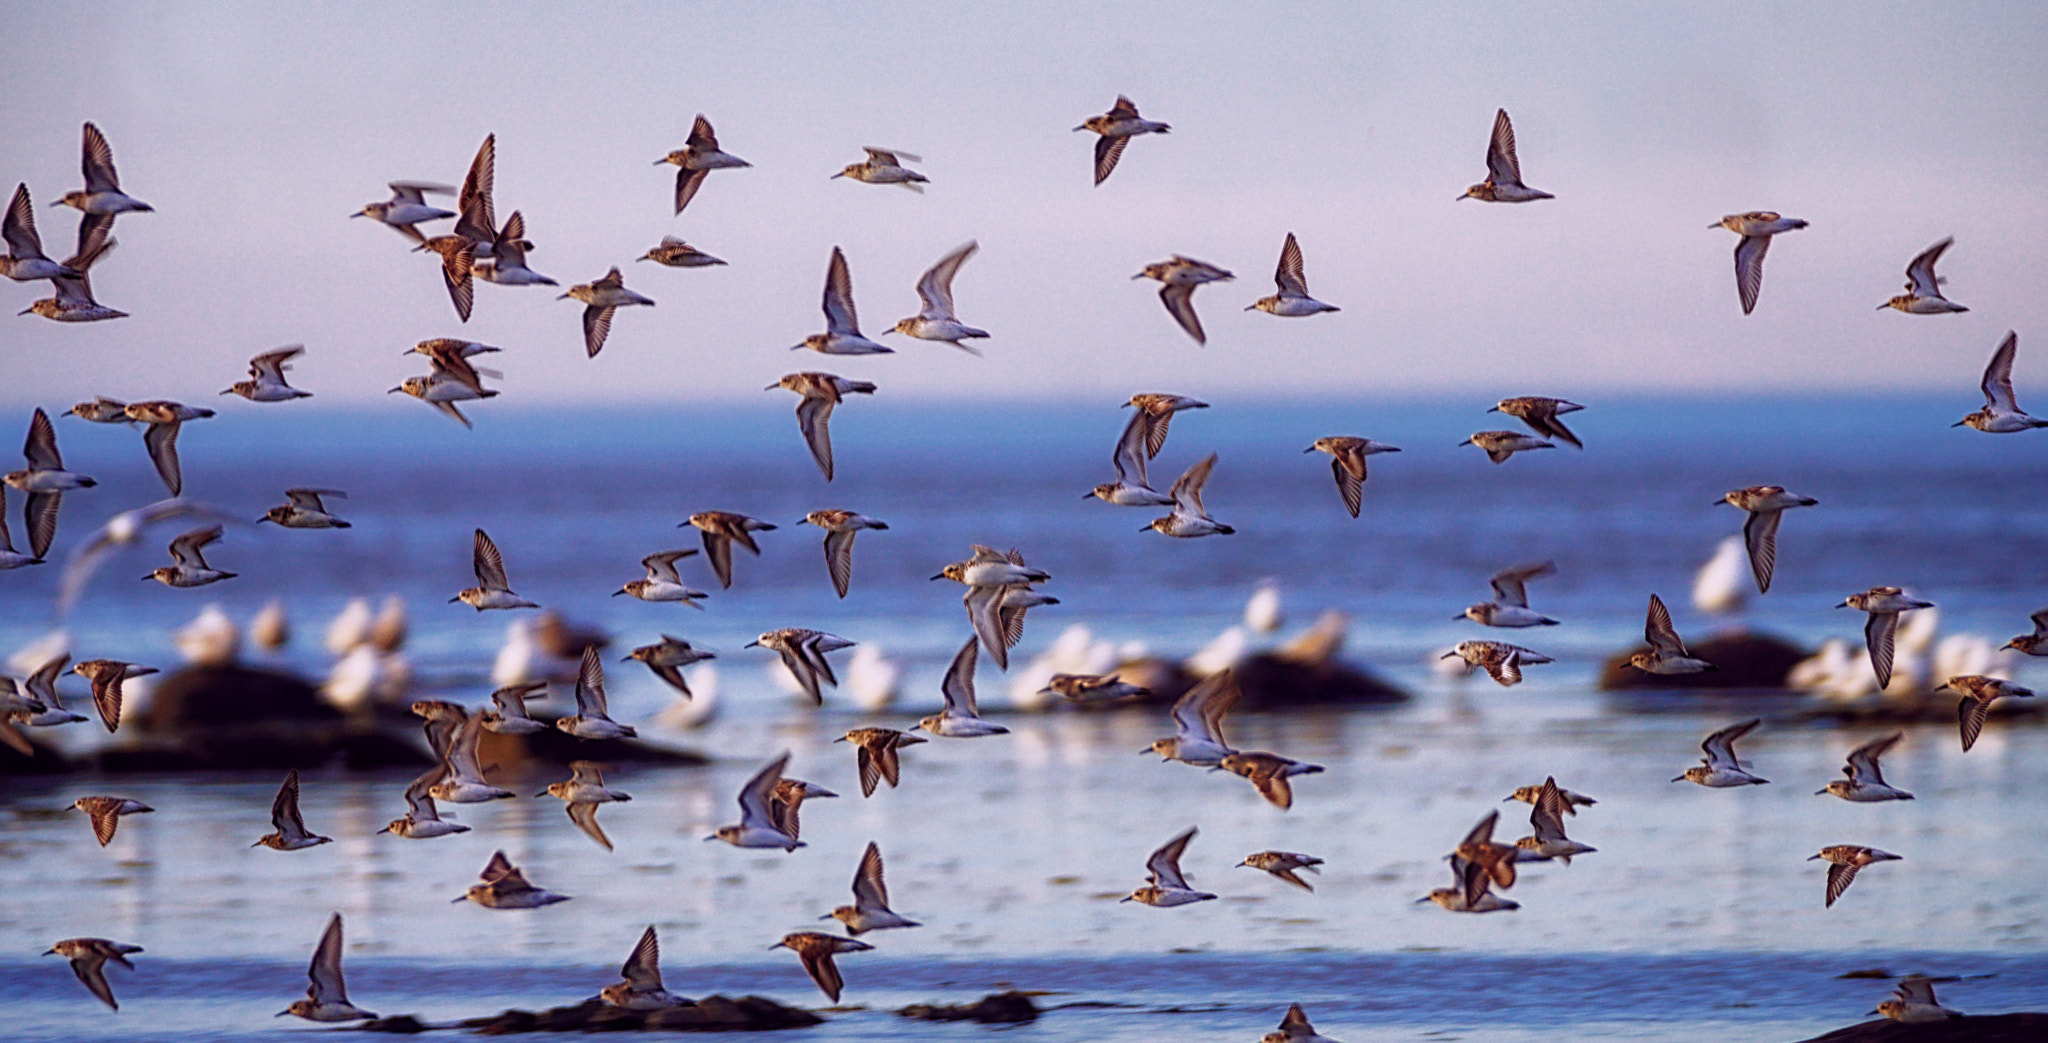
[1458,109,1551,202]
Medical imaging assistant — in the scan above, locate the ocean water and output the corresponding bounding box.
[1,396,2045,1041]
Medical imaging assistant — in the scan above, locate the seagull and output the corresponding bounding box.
[831,147,928,190]
[1089,408,1175,506]
[1954,331,2047,432]
[748,628,854,706]
[1718,486,1818,594]
[351,180,454,244]
[916,634,1009,737]
[1218,751,1323,810]
[5,407,96,559]
[826,841,921,935]
[559,267,655,357]
[770,372,875,481]
[1134,256,1232,344]
[708,750,804,850]
[1880,236,1967,313]
[280,914,376,1021]
[889,240,988,351]
[16,221,122,322]
[614,549,707,606]
[1248,233,1339,316]
[1146,452,1233,537]
[1514,777,1596,864]
[773,931,872,1003]
[1075,95,1170,185]
[144,524,236,587]
[656,114,751,216]
[44,938,142,1011]
[1458,109,1551,202]
[1121,825,1217,906]
[54,122,153,245]
[803,509,887,598]
[539,760,630,851]
[1625,594,1716,674]
[259,488,349,529]
[125,400,214,497]
[71,796,152,847]
[795,246,890,355]
[1713,211,1807,314]
[837,726,925,797]
[1819,732,1913,802]
[1942,675,2035,752]
[623,636,714,699]
[1673,717,1769,787]
[1839,586,1934,689]
[377,763,471,839]
[71,659,156,734]
[1461,430,1553,464]
[1236,851,1324,892]
[456,850,569,909]
[1488,396,1584,449]
[602,927,688,1009]
[1440,641,1552,687]
[253,769,333,850]
[1304,436,1399,517]
[1146,668,1238,765]
[638,235,725,268]
[2,182,79,281]
[474,210,556,287]
[1123,393,1209,459]
[452,528,537,610]
[556,646,637,740]
[1810,845,1902,908]
[682,510,776,588]
[1458,561,1558,627]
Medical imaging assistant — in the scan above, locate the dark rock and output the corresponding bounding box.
[1111,654,1407,712]
[135,664,340,731]
[1598,631,1809,691]
[0,728,72,774]
[473,725,710,768]
[456,995,820,1033]
[1796,1013,2048,1042]
[357,1013,430,1033]
[898,991,1040,1024]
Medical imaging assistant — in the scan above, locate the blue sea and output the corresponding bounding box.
[1,395,2044,1041]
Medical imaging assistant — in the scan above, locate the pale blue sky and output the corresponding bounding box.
[4,2,2045,409]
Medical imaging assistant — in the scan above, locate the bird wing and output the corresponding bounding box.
[285,488,341,512]
[851,841,890,908]
[1147,826,1198,889]
[738,751,791,828]
[687,115,719,150]
[1644,593,1685,656]
[167,525,221,568]
[1489,561,1554,608]
[446,714,489,782]
[1740,509,1782,594]
[3,183,45,258]
[1330,454,1363,518]
[915,240,976,318]
[674,167,710,216]
[1158,282,1206,344]
[642,549,694,583]
[81,122,122,193]
[1110,409,1151,486]
[1170,452,1218,516]
[457,135,496,243]
[566,801,612,851]
[22,408,64,470]
[471,529,510,590]
[86,665,124,733]
[1845,732,1900,785]
[25,491,60,560]
[1959,694,1992,752]
[621,927,662,988]
[1484,109,1522,184]
[1905,237,1951,297]
[273,768,308,834]
[800,947,844,1003]
[823,528,856,599]
[1824,861,1860,908]
[1982,331,2020,412]
[1864,612,1898,689]
[699,529,735,589]
[1733,234,1770,315]
[440,241,475,321]
[249,345,304,382]
[1171,668,1237,749]
[963,585,1009,670]
[1092,135,1128,186]
[582,304,616,358]
[574,645,609,716]
[1703,718,1761,770]
[1530,778,1571,842]
[1273,233,1309,296]
[795,394,837,481]
[822,247,860,335]
[939,634,980,717]
[142,420,184,496]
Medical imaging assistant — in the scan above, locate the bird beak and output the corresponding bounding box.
[1301,446,1315,453]
[1438,651,1458,660]
[386,387,404,394]
[1243,304,1256,311]
[1806,854,1822,861]
[764,384,779,391]
[1835,602,1851,609]
[928,573,946,581]
[556,292,572,300]
[1129,272,1145,280]
[1486,406,1501,413]
[15,307,31,316]
[1814,789,1828,796]
[447,596,461,603]
[1071,124,1087,132]
[1451,613,1468,621]
[817,913,833,920]
[533,791,550,798]
[217,388,232,395]
[829,172,845,180]
[1414,895,1432,904]
[41,947,56,956]
[451,894,467,903]
[276,1010,292,1017]
[140,574,153,581]
[1951,420,1968,427]
[611,589,626,597]
[1875,302,1888,310]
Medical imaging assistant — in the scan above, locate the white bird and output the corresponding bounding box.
[794,246,891,355]
[1626,594,1716,675]
[556,645,636,740]
[1440,641,1553,687]
[1121,825,1217,906]
[1146,669,1238,766]
[1880,236,1967,313]
[916,635,1009,737]
[1839,586,1935,689]
[145,525,236,587]
[1248,233,1339,316]
[1458,561,1558,627]
[1146,452,1234,537]
[601,927,687,1010]
[1458,109,1552,202]
[377,763,471,839]
[1954,332,2047,432]
[748,628,854,706]
[473,211,556,287]
[1712,211,1807,314]
[427,709,515,803]
[279,914,376,1022]
[613,549,707,606]
[538,760,631,851]
[1074,95,1170,186]
[451,528,537,611]
[221,345,313,402]
[825,841,921,936]
[351,180,454,244]
[656,114,752,216]
[1,182,77,282]
[707,750,804,850]
[1692,535,1750,616]
[1514,777,1596,864]
[888,240,989,351]
[6,407,97,561]
[1133,256,1232,345]
[558,268,655,358]
[1719,486,1819,594]
[831,146,929,190]
[1673,718,1769,787]
[1819,732,1914,802]
[1087,407,1174,506]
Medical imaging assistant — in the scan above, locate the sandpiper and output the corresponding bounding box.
[1440,641,1552,687]
[1880,236,1967,313]
[427,710,517,801]
[803,509,887,598]
[1090,408,1175,506]
[1248,233,1340,316]
[1237,851,1323,892]
[474,210,556,287]
[1839,586,1934,689]
[602,927,687,1009]
[1458,561,1558,627]
[6,407,96,559]
[390,371,497,428]
[1261,1003,1342,1043]
[45,938,142,1011]
[1419,853,1519,913]
[16,653,87,725]
[453,528,538,610]
[638,235,725,267]
[1955,332,2047,432]
[1810,845,1901,908]
[683,510,776,589]
[1458,109,1552,202]
[457,850,569,908]
[479,680,550,734]
[1514,777,1596,864]
[2,183,79,281]
[351,180,454,244]
[415,226,477,321]
[1075,95,1170,185]
[1146,452,1234,537]
[540,759,631,851]
[1874,976,1965,1023]
[1504,782,1596,815]
[1673,717,1768,787]
[888,240,988,351]
[837,726,925,797]
[1489,396,1584,449]
[1719,486,1818,594]
[1146,668,1239,765]
[1124,393,1209,459]
[1039,673,1150,703]
[1304,436,1398,518]
[144,524,235,587]
[61,397,132,424]
[1461,430,1553,464]
[832,146,928,190]
[125,400,214,497]
[1134,256,1232,344]
[377,763,471,839]
[708,750,804,850]
[916,634,1009,737]
[773,931,872,1004]
[72,796,152,847]
[1449,809,1519,899]
[1819,732,1913,802]
[2002,607,2048,656]
[614,549,707,606]
[795,246,891,355]
[657,114,751,216]
[1942,675,2035,752]
[254,768,333,850]
[748,627,854,706]
[55,123,154,242]
[624,636,714,698]
[451,134,498,258]
[1626,593,1716,674]
[260,487,349,529]
[403,337,499,389]
[933,544,1055,666]
[1713,211,1807,314]
[826,841,921,935]
[769,777,836,841]
[16,222,122,322]
[771,372,875,481]
[559,267,655,358]
[72,659,155,734]
[1219,751,1324,810]
[1122,825,1217,906]
[281,914,376,1021]
[557,646,637,740]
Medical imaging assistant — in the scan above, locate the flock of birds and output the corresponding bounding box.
[5,98,2046,1035]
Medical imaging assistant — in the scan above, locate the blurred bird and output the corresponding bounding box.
[888,240,988,351]
[832,147,928,190]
